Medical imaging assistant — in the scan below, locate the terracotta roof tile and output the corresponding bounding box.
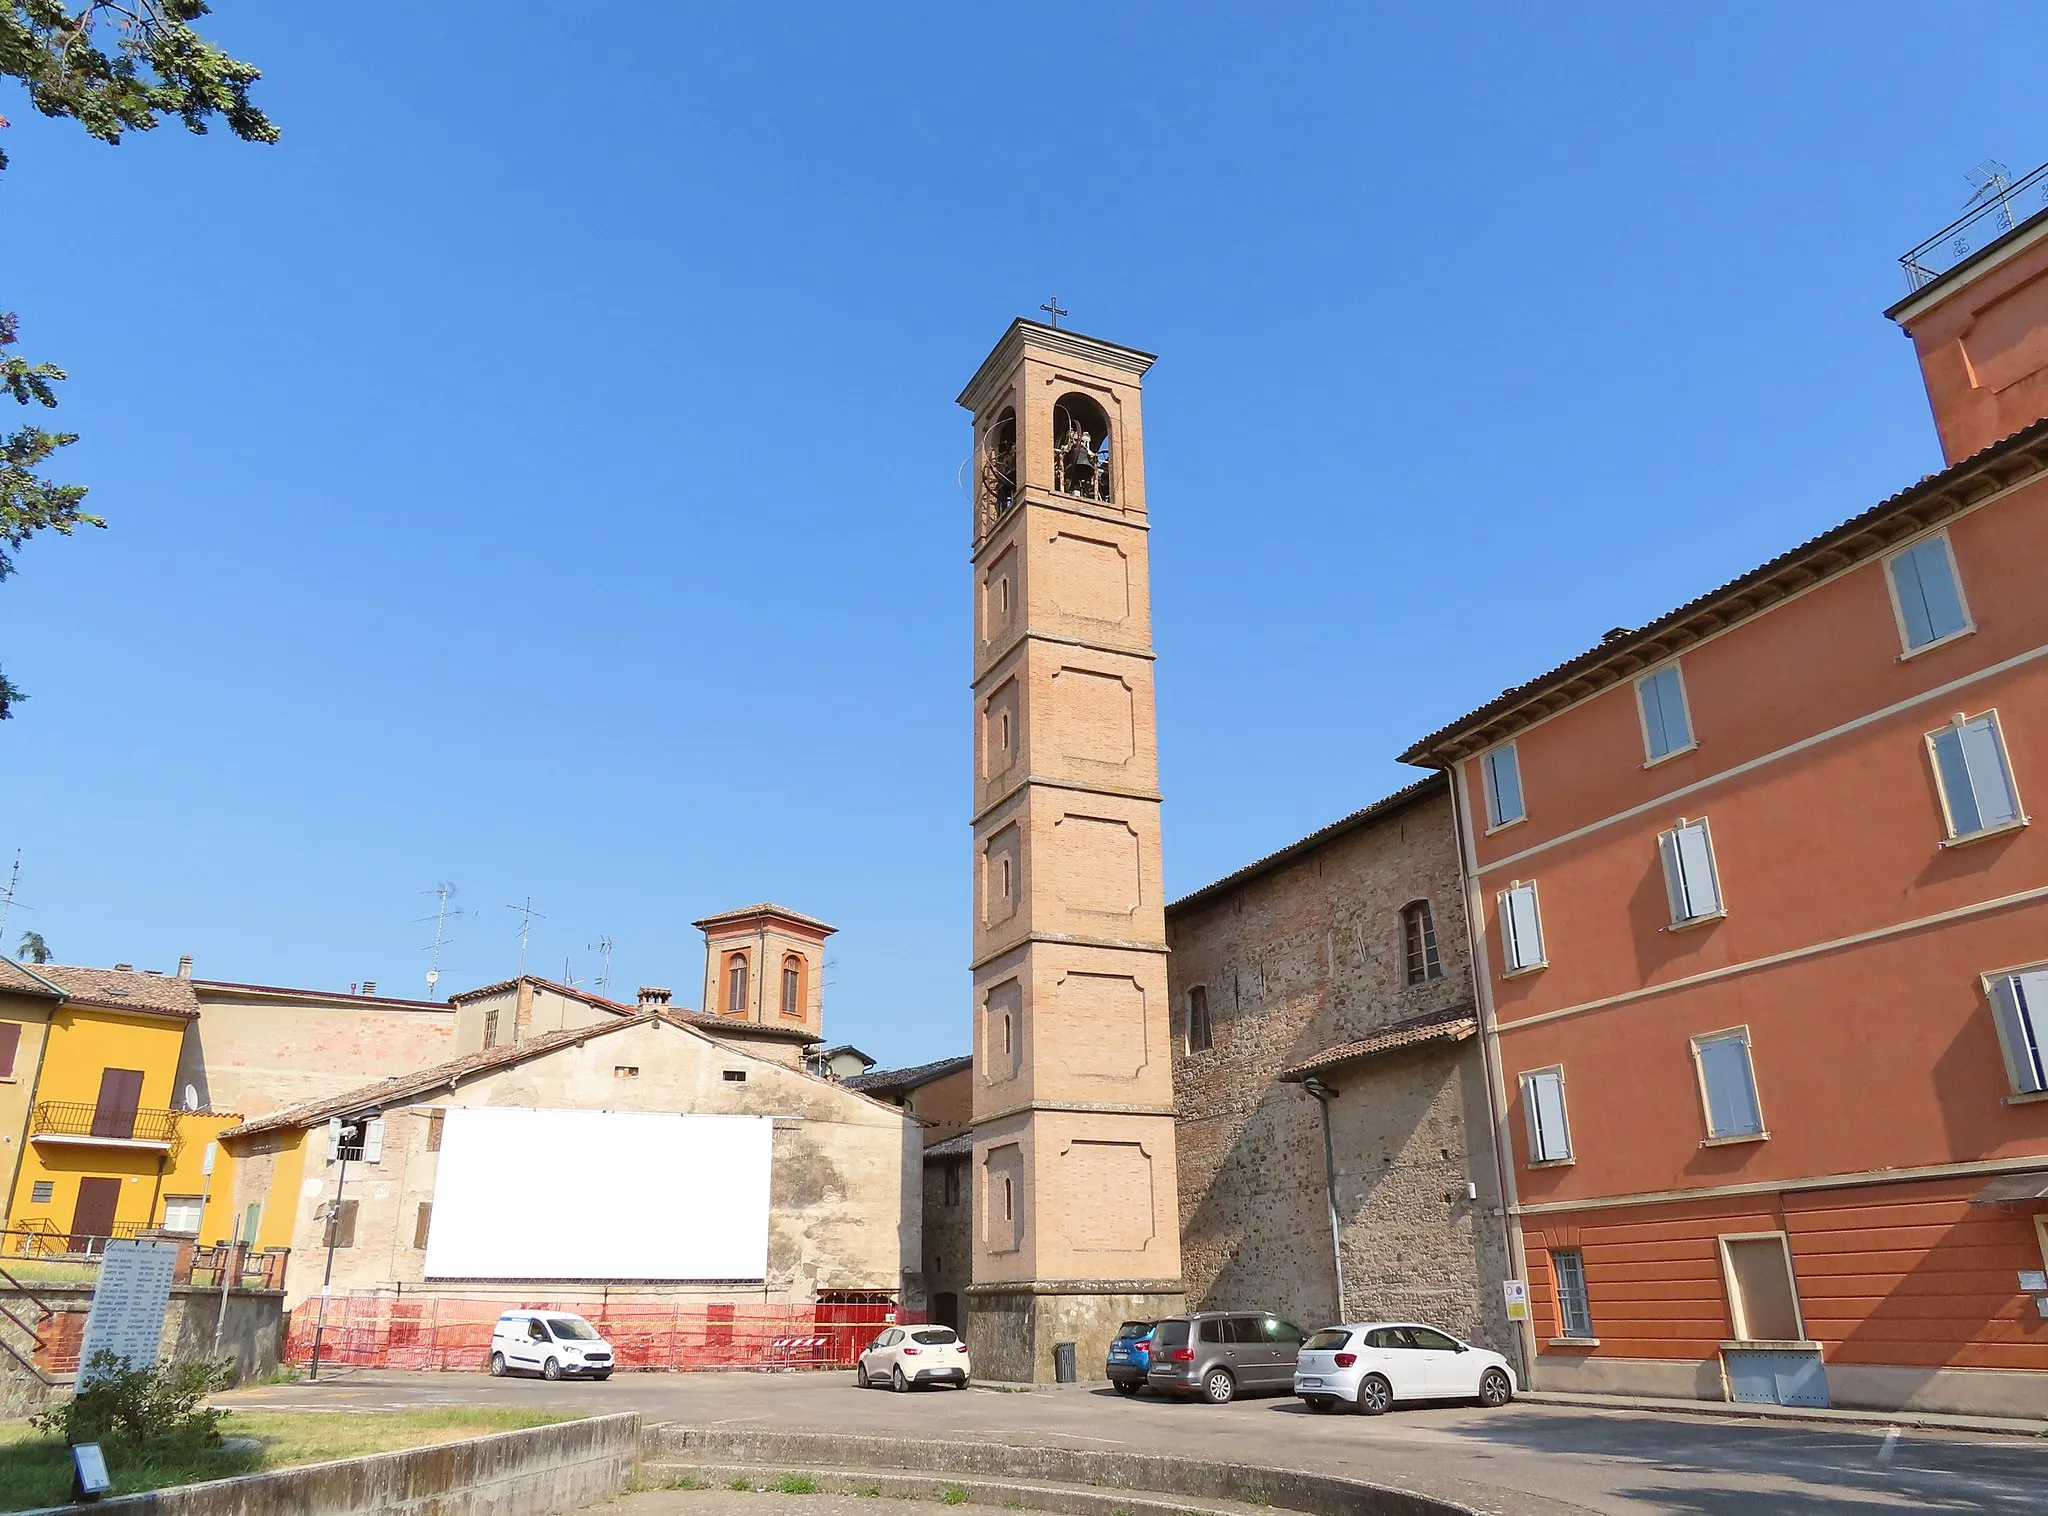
[1278,1006,1478,1082]
[0,960,62,999]
[34,964,199,1019]
[847,1055,973,1095]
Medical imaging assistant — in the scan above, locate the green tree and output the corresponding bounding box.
[1,2,276,717]
[16,929,50,962]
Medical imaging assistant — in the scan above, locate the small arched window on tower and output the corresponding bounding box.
[1402,900,1443,986]
[781,955,805,1018]
[1052,392,1113,502]
[727,953,750,1015]
[978,406,1018,537]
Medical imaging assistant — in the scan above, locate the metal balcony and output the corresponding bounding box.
[28,1101,180,1150]
[1900,160,2048,292]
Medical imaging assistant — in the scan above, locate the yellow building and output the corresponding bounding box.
[0,964,239,1251]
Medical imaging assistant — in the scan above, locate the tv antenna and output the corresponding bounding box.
[588,936,614,989]
[0,852,26,947]
[1965,159,2016,234]
[506,897,545,974]
[417,883,462,999]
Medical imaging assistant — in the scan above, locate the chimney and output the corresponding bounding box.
[175,954,193,979]
[361,980,377,997]
[113,963,133,973]
[637,987,673,1011]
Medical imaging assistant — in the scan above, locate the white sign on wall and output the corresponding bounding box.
[1502,1279,1530,1323]
[423,1107,774,1281]
[79,1240,179,1382]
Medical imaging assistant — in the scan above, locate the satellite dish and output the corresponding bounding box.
[183,1084,200,1111]
[426,968,441,988]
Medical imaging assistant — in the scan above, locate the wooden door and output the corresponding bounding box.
[68,1177,121,1252]
[90,1068,145,1139]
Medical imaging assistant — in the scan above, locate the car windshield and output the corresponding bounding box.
[1151,1321,1190,1349]
[911,1328,957,1345]
[547,1317,600,1341]
[1302,1329,1351,1351]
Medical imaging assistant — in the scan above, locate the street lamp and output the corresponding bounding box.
[308,1110,379,1382]
[1298,1076,1347,1323]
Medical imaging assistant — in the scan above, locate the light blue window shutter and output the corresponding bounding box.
[1911,540,1968,643]
[1526,1071,1570,1161]
[1642,668,1691,758]
[1659,830,1689,923]
[1487,746,1524,826]
[1890,548,1936,648]
[1958,718,2019,828]
[1676,824,1721,917]
[1989,974,2048,1095]
[1932,728,1983,835]
[1700,1038,1762,1137]
[1506,884,1544,969]
[1640,675,1668,758]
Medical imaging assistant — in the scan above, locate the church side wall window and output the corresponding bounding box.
[1402,901,1443,986]
[1184,985,1212,1053]
[781,955,805,1018]
[727,953,750,1015]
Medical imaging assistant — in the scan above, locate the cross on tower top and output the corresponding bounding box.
[1039,295,1068,328]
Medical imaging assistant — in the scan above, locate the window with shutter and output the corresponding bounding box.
[1694,1030,1765,1139]
[1500,882,1546,973]
[1636,665,1694,762]
[1402,902,1442,985]
[413,1202,434,1250]
[326,1199,358,1249]
[0,1022,20,1080]
[1185,986,1212,1053]
[1521,1067,1572,1162]
[1885,534,1971,653]
[1658,819,1725,925]
[1988,971,2048,1095]
[1552,1249,1594,1338]
[1482,743,1525,829]
[1927,712,2024,841]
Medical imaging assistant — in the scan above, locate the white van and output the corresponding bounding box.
[488,1311,616,1380]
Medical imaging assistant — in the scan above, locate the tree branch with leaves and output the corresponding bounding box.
[0,1,274,717]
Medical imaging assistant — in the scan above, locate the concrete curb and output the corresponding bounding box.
[645,1425,1483,1516]
[643,1462,1255,1516]
[1517,1391,2048,1440]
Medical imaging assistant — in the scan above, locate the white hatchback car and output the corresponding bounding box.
[489,1311,616,1380]
[1293,1322,1514,1414]
[855,1324,971,1391]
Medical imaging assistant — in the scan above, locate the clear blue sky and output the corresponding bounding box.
[4,4,2044,1066]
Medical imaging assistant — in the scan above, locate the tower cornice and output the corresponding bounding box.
[956,318,1156,415]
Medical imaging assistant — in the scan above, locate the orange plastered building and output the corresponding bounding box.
[1401,177,2048,1417]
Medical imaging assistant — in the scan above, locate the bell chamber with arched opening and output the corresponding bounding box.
[1052,392,1113,502]
[978,406,1018,530]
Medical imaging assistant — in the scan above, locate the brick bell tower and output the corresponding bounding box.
[958,319,1185,1382]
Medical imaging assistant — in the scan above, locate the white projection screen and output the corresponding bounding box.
[423,1107,773,1280]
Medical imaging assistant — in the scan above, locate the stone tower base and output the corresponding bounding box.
[965,1281,1186,1385]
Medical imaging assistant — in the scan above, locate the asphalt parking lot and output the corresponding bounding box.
[218,1368,2046,1514]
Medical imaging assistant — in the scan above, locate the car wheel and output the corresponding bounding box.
[542,1357,563,1382]
[1304,1396,1334,1413]
[489,1352,506,1378]
[1478,1367,1513,1408]
[892,1367,909,1393]
[1357,1373,1392,1416]
[1113,1380,1140,1397]
[855,1361,870,1389]
[1201,1368,1236,1405]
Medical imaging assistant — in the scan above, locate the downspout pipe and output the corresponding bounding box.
[1299,1076,1347,1323]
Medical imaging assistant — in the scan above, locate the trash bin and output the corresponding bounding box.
[1053,1340,1077,1383]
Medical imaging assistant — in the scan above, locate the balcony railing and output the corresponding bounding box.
[1901,160,2048,292]
[28,1101,181,1146]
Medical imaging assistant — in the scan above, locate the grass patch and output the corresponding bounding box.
[941,1485,970,1506]
[635,1473,705,1492]
[0,1407,569,1511]
[772,1473,820,1494]
[854,1484,882,1497]
[1250,1496,1273,1508]
[730,1477,754,1491]
[0,1259,100,1286]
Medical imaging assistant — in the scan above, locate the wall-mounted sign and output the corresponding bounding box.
[1502,1279,1530,1323]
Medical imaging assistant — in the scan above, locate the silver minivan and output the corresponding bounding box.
[1143,1311,1304,1404]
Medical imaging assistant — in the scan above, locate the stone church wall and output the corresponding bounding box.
[1166,779,1515,1356]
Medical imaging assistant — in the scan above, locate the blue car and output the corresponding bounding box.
[1106,1319,1156,1395]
